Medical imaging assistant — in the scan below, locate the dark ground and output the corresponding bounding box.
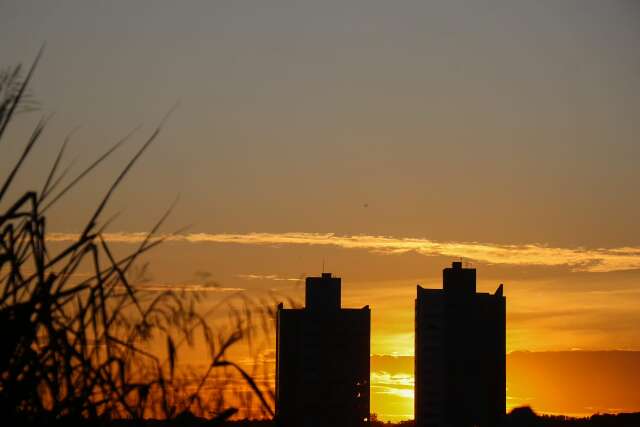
[106,408,640,427]
[8,408,640,427]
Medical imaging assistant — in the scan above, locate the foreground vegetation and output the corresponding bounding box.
[0,52,275,426]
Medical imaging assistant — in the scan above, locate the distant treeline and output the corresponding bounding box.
[506,407,640,427]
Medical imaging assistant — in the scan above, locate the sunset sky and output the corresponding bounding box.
[2,0,640,421]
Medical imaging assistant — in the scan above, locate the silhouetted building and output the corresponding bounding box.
[276,273,370,427]
[415,262,505,427]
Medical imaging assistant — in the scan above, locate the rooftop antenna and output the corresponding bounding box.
[322,258,325,274]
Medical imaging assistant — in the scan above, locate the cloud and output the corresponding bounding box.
[130,282,244,293]
[371,370,414,402]
[371,355,414,375]
[507,309,585,324]
[371,371,414,389]
[46,232,640,273]
[236,274,302,282]
[370,352,640,414]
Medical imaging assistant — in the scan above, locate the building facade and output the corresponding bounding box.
[276,273,371,427]
[415,262,505,427]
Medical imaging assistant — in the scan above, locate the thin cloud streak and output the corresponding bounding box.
[236,274,301,282]
[47,232,640,273]
[126,283,244,293]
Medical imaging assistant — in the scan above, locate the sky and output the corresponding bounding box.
[1,0,640,421]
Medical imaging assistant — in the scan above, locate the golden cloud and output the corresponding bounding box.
[46,232,640,273]
[115,282,244,293]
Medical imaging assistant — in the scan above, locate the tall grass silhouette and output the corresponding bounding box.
[0,50,280,426]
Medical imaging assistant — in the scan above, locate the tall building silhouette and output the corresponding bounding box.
[276,273,371,427]
[415,262,505,427]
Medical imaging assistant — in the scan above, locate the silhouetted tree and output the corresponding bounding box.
[505,406,540,427]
